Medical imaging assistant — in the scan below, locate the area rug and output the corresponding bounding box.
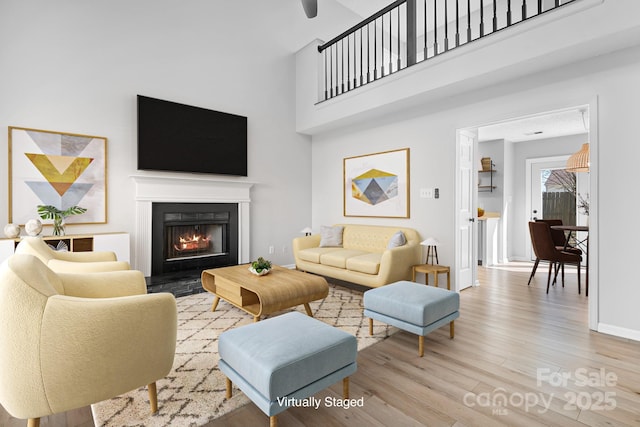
[91,284,394,426]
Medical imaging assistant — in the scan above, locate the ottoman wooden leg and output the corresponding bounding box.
[343,377,350,399]
[225,377,233,399]
[450,321,455,338]
[270,415,278,427]
[369,318,373,335]
[418,335,425,357]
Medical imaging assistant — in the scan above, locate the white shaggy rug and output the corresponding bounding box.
[91,284,393,426]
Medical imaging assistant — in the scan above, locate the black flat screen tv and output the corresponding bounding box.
[137,95,247,176]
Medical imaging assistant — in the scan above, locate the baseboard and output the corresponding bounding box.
[597,323,640,342]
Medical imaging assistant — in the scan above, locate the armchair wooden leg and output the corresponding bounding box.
[343,377,350,399]
[226,377,233,399]
[148,382,158,413]
[368,318,373,335]
[418,335,425,357]
[27,419,40,427]
[270,415,278,427]
[450,321,455,338]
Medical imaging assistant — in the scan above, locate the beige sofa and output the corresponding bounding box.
[293,224,422,288]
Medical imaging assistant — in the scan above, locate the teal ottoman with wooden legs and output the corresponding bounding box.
[364,280,459,357]
[218,311,357,427]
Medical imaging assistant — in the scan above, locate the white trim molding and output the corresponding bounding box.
[131,174,254,276]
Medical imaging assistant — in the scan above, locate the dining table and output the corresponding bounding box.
[551,225,589,296]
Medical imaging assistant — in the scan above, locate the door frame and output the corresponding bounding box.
[454,98,599,331]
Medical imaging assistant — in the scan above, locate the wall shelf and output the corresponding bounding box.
[478,161,496,192]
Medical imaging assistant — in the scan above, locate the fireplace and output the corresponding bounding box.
[151,203,238,275]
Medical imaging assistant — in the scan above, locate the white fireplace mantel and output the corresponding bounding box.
[131,174,254,276]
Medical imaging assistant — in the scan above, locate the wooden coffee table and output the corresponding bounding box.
[201,264,329,322]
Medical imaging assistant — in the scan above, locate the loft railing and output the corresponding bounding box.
[318,0,576,101]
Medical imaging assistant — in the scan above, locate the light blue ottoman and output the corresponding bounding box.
[364,280,459,357]
[218,311,357,426]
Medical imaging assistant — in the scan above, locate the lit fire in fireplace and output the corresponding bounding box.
[174,233,211,252]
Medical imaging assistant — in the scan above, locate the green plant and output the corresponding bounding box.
[251,256,272,273]
[37,205,87,236]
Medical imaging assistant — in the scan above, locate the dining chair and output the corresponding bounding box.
[528,219,582,287]
[528,221,582,294]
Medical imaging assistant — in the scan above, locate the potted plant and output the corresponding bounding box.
[37,205,87,236]
[248,256,272,276]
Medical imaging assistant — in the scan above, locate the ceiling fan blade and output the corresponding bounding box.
[301,0,317,18]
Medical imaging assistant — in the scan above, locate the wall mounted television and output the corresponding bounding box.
[137,95,247,176]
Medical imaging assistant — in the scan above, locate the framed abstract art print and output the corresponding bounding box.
[343,148,409,218]
[8,126,107,225]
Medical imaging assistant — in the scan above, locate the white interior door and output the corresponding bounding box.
[456,130,477,291]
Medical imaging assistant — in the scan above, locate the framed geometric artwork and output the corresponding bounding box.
[343,148,410,218]
[8,126,107,225]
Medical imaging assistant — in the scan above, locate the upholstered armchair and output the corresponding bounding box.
[14,236,130,273]
[0,254,177,427]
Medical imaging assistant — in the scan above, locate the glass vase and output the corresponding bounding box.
[52,218,65,236]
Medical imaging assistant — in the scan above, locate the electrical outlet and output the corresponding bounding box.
[434,188,439,199]
[268,245,275,254]
[282,245,288,254]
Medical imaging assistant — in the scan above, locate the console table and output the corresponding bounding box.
[0,232,130,264]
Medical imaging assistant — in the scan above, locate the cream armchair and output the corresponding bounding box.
[0,254,177,427]
[14,236,130,273]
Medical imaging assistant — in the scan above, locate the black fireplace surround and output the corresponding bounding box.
[151,203,238,276]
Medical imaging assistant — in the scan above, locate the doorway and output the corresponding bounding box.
[455,102,598,330]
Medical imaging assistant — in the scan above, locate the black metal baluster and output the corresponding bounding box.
[555,0,560,6]
[331,44,335,98]
[381,14,385,77]
[493,0,497,32]
[433,0,438,55]
[444,0,449,51]
[347,33,350,91]
[360,27,364,86]
[456,0,460,47]
[467,0,472,42]
[389,11,393,73]
[538,0,542,14]
[324,47,328,100]
[522,0,528,20]
[341,39,345,93]
[353,32,358,88]
[480,0,484,37]
[374,19,378,80]
[507,0,512,26]
[424,0,428,59]
[397,6,401,71]
[367,23,372,83]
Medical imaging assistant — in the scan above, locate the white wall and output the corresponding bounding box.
[311,45,640,337]
[0,0,358,267]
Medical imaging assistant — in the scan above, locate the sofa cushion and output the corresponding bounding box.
[319,225,344,247]
[387,231,407,249]
[297,247,341,264]
[320,249,369,269]
[346,253,382,275]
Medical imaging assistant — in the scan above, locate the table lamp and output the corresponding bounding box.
[420,237,440,264]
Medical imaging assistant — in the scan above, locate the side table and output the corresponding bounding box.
[412,264,451,290]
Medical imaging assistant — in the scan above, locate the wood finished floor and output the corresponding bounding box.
[2,263,639,426]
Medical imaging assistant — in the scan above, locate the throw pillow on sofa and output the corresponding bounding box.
[387,231,407,249]
[319,225,344,247]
